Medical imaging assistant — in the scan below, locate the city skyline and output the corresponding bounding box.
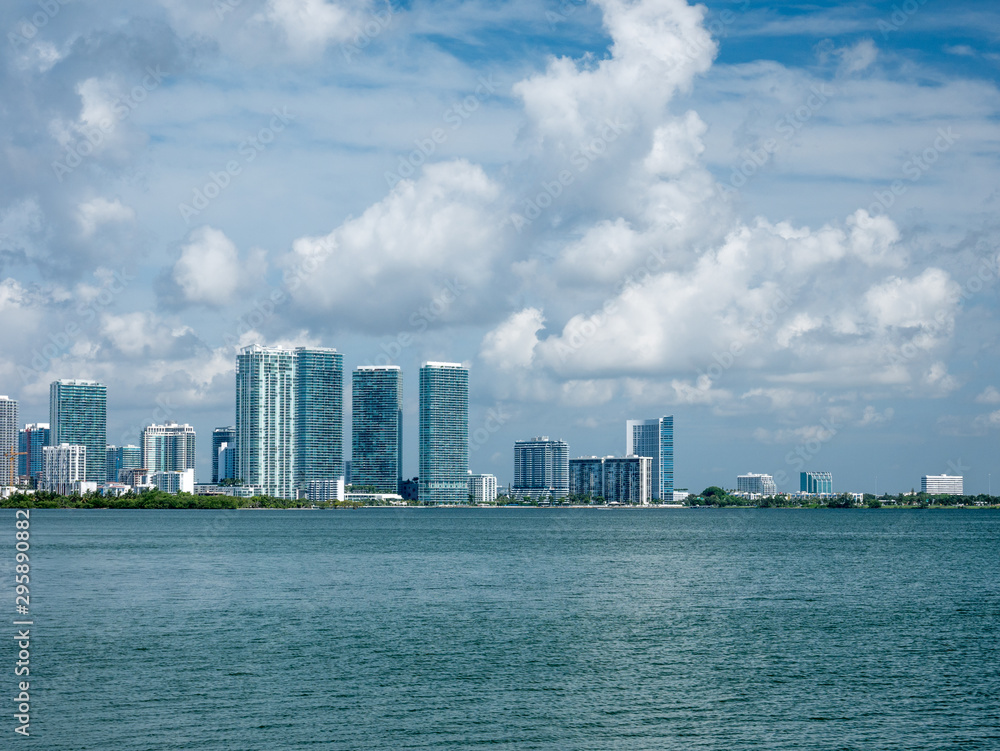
[1,0,998,494]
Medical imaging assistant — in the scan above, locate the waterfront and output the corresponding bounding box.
[4,508,998,749]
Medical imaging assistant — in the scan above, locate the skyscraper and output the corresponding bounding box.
[211,426,236,483]
[236,345,343,499]
[569,457,605,499]
[142,422,196,473]
[0,396,17,486]
[625,416,673,501]
[105,444,141,483]
[603,456,653,505]
[352,366,403,493]
[419,362,468,505]
[49,379,107,484]
[237,346,296,499]
[19,423,49,487]
[294,347,344,493]
[512,437,569,499]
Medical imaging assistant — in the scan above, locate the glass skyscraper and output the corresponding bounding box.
[105,444,142,483]
[236,345,343,499]
[352,366,402,493]
[625,415,673,501]
[293,347,344,493]
[49,379,107,484]
[18,423,49,486]
[0,396,17,486]
[419,362,468,505]
[211,426,236,483]
[800,471,833,495]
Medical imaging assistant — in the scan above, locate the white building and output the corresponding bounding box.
[345,492,405,505]
[512,437,569,499]
[0,395,17,487]
[42,443,87,494]
[921,475,963,495]
[469,473,498,503]
[151,468,195,494]
[737,473,778,496]
[306,478,345,502]
[142,422,196,473]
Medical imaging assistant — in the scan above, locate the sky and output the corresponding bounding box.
[1,0,999,493]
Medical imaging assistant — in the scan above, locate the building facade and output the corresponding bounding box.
[211,426,236,483]
[293,347,344,494]
[512,437,569,499]
[142,422,196,474]
[921,474,963,495]
[603,456,652,505]
[625,416,674,501]
[42,443,87,494]
[569,457,605,499]
[418,362,468,504]
[151,469,195,494]
[352,366,403,493]
[49,379,107,484]
[236,345,344,499]
[18,423,49,487]
[800,471,833,495]
[0,396,18,486]
[469,473,498,503]
[737,473,777,496]
[218,443,236,482]
[237,346,296,498]
[106,444,142,483]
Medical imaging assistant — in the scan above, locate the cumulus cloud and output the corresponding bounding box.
[283,159,503,333]
[77,198,135,237]
[264,0,371,53]
[172,227,265,307]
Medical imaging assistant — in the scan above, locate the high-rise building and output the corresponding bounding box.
[569,457,605,498]
[419,362,468,504]
[737,473,777,496]
[237,346,296,499]
[106,444,142,483]
[142,422,196,474]
[49,379,106,484]
[42,443,87,494]
[921,475,963,495]
[626,416,673,500]
[800,471,833,495]
[603,456,652,505]
[18,423,49,487]
[293,347,344,493]
[236,345,344,499]
[352,366,403,493]
[217,442,236,482]
[469,473,498,503]
[211,427,236,483]
[512,437,569,499]
[0,396,18,486]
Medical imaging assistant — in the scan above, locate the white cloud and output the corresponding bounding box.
[480,308,545,371]
[837,38,878,75]
[975,386,1000,404]
[264,0,369,52]
[172,227,265,307]
[77,198,135,237]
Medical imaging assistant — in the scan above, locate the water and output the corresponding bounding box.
[3,508,998,750]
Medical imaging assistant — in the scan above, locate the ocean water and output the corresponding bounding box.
[3,508,998,750]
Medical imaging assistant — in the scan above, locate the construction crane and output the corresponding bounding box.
[4,450,26,489]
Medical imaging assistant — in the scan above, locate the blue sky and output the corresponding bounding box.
[1,0,999,493]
